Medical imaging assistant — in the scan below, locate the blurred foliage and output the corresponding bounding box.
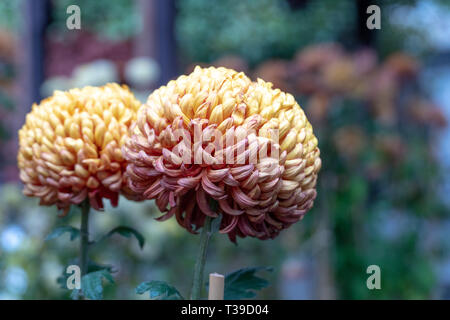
[49,0,140,41]
[242,42,447,298]
[0,0,22,31]
[0,184,284,299]
[0,2,18,171]
[177,0,450,66]
[176,0,356,66]
[1,0,449,300]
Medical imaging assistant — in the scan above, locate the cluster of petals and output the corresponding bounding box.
[18,84,141,214]
[123,66,321,241]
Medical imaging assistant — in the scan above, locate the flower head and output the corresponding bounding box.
[123,66,321,241]
[18,83,141,214]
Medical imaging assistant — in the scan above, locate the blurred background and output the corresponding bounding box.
[0,0,450,299]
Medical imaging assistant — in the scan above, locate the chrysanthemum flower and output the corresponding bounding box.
[123,66,321,241]
[18,83,141,214]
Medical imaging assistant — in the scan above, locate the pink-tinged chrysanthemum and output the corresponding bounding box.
[18,84,142,214]
[123,66,321,241]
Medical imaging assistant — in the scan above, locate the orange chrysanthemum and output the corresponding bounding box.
[18,83,141,214]
[123,66,321,241]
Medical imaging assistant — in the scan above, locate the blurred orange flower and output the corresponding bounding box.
[408,99,447,128]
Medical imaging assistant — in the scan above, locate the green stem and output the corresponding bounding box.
[190,215,213,300]
[79,200,90,277]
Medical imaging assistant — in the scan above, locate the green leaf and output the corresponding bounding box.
[87,260,116,274]
[45,226,80,241]
[102,226,145,249]
[58,259,115,290]
[70,289,81,300]
[57,268,71,290]
[136,281,183,300]
[81,270,115,300]
[223,266,273,300]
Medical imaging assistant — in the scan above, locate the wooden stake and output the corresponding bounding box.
[208,273,224,300]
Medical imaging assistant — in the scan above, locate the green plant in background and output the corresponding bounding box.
[50,210,146,300]
[0,0,22,31]
[0,1,20,172]
[50,0,139,41]
[176,0,450,66]
[176,0,356,66]
[0,183,162,300]
[16,84,144,299]
[314,102,441,299]
[288,44,446,299]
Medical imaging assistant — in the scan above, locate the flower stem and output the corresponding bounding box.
[79,200,90,277]
[190,215,213,300]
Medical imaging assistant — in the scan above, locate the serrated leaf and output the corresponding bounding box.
[102,226,145,249]
[45,226,80,241]
[136,281,183,300]
[81,270,115,300]
[224,266,273,300]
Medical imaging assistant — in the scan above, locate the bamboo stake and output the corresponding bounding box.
[208,273,224,300]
